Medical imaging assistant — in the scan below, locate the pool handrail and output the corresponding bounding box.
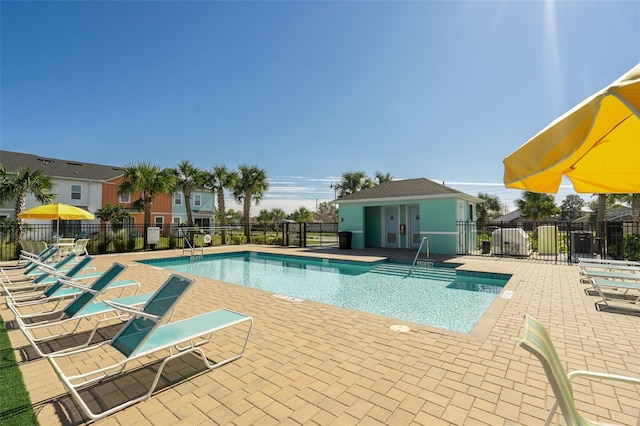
[408,237,429,276]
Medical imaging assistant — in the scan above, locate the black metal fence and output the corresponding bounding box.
[0,222,339,261]
[458,220,640,263]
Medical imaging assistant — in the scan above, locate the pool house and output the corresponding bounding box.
[334,178,482,255]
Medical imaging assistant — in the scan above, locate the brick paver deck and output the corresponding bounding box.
[3,246,639,425]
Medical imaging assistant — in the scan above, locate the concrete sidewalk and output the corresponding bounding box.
[3,246,640,425]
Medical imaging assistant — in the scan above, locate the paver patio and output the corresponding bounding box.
[3,245,640,425]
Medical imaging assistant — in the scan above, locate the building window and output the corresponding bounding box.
[195,218,210,227]
[155,216,164,229]
[174,192,182,206]
[194,194,201,207]
[173,217,181,225]
[119,193,130,203]
[71,185,82,200]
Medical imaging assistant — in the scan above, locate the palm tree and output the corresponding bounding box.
[232,165,269,243]
[477,192,503,224]
[291,206,313,222]
[203,164,238,244]
[609,194,640,222]
[118,162,176,249]
[270,208,287,223]
[173,160,203,226]
[0,166,55,243]
[515,191,560,220]
[374,171,393,184]
[257,209,275,224]
[336,171,374,197]
[95,202,131,231]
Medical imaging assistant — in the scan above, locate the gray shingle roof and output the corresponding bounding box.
[336,178,471,202]
[0,150,124,181]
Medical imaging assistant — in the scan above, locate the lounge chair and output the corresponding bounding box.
[578,257,640,268]
[14,240,45,262]
[56,238,76,258]
[48,274,253,421]
[1,245,60,276]
[4,256,95,303]
[17,252,83,280]
[12,263,146,358]
[519,314,640,425]
[8,257,139,308]
[578,259,640,275]
[2,253,83,297]
[579,268,640,285]
[31,241,48,257]
[16,240,48,261]
[585,277,640,310]
[71,238,90,257]
[18,240,34,257]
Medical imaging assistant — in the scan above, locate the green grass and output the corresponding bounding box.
[0,315,38,425]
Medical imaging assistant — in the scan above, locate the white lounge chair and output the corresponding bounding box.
[71,238,90,257]
[1,257,95,302]
[578,257,640,268]
[585,277,640,310]
[11,263,146,358]
[1,246,60,278]
[48,274,253,421]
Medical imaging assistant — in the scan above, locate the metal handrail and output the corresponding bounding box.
[408,237,429,276]
[181,231,204,258]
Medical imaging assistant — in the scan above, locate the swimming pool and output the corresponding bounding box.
[141,252,511,333]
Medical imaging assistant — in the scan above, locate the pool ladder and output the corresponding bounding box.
[408,237,430,276]
[182,235,204,260]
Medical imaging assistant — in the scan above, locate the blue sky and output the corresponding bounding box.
[1,1,638,214]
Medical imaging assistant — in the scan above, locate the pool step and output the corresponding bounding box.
[371,264,457,280]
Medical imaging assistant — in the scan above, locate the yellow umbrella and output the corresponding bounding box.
[18,203,94,241]
[503,63,640,194]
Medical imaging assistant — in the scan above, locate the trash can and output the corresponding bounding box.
[571,231,593,254]
[481,240,491,254]
[338,231,352,249]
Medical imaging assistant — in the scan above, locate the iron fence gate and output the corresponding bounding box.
[0,221,339,260]
[456,220,640,264]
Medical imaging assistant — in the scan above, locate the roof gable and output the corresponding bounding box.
[335,178,476,202]
[0,150,125,181]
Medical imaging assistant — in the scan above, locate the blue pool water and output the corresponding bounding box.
[141,252,510,333]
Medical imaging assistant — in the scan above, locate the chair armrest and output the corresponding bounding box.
[103,300,161,321]
[57,278,99,294]
[568,370,640,386]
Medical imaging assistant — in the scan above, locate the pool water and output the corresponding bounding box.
[141,252,510,333]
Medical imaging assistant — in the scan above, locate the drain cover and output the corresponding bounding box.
[390,325,410,333]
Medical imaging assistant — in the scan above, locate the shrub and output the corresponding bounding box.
[252,234,266,244]
[623,233,640,260]
[88,232,113,254]
[230,234,247,245]
[270,236,283,245]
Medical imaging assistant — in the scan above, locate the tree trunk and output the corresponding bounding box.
[184,189,194,225]
[632,197,640,222]
[217,189,227,244]
[243,192,252,243]
[596,194,607,239]
[14,193,26,257]
[143,198,152,250]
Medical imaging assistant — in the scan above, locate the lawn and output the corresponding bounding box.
[0,315,38,425]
